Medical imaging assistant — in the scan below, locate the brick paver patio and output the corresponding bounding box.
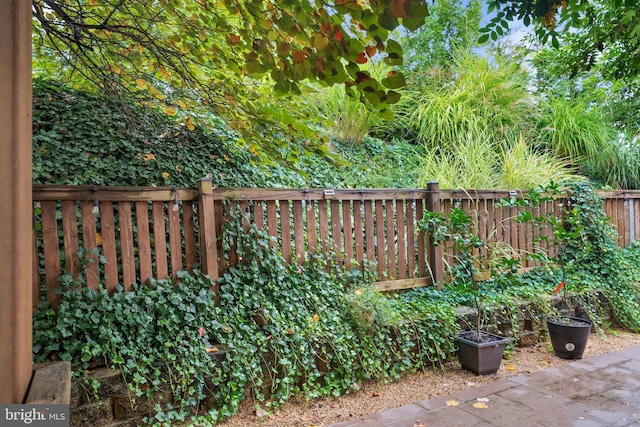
[330,346,640,427]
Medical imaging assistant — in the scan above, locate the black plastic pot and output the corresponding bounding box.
[546,316,592,360]
[456,331,508,375]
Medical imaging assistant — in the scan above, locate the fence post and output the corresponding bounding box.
[426,182,444,287]
[198,178,220,302]
[0,0,32,404]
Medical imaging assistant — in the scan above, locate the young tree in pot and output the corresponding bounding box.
[507,182,592,359]
[543,203,593,359]
[420,207,508,375]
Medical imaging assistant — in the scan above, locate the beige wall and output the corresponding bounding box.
[0,0,33,403]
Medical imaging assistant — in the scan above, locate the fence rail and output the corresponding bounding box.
[32,180,640,308]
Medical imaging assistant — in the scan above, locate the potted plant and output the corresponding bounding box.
[507,182,592,359]
[420,207,508,375]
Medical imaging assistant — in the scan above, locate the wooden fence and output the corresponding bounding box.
[32,180,640,308]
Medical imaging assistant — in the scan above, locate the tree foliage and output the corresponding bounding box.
[32,0,429,159]
[401,0,481,75]
[483,0,640,81]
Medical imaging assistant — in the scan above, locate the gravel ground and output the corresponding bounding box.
[215,329,640,427]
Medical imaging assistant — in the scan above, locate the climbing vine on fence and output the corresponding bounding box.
[32,182,640,424]
[33,210,459,424]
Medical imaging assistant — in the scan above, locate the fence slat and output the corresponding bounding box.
[477,198,488,266]
[293,200,305,265]
[617,199,626,247]
[41,201,60,307]
[385,200,396,279]
[197,179,219,284]
[254,202,265,230]
[215,200,226,275]
[80,200,99,289]
[239,201,249,230]
[183,201,197,273]
[318,200,329,266]
[353,200,364,269]
[306,201,317,254]
[364,200,375,266]
[152,201,169,279]
[342,200,353,269]
[605,199,614,233]
[61,201,80,278]
[100,202,118,292]
[416,199,426,278]
[135,201,153,284]
[281,200,292,264]
[375,200,386,280]
[266,200,278,245]
[635,200,640,243]
[331,200,342,266]
[507,208,520,253]
[397,200,407,279]
[118,202,136,289]
[225,202,238,268]
[32,215,40,311]
[406,199,416,278]
[517,204,526,265]
[169,202,184,277]
[441,198,453,266]
[524,204,534,267]
[426,183,443,284]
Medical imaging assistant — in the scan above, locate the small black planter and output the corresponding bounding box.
[456,331,508,375]
[546,316,592,360]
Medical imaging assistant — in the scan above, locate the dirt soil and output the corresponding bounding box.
[215,329,640,427]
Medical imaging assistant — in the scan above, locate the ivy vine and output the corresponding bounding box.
[33,210,459,425]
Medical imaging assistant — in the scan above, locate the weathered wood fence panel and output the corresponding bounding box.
[33,186,200,308]
[32,181,640,309]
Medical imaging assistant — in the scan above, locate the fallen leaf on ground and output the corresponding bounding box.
[205,346,219,353]
[473,402,488,409]
[371,392,380,397]
[445,400,460,406]
[506,365,517,371]
[255,407,269,418]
